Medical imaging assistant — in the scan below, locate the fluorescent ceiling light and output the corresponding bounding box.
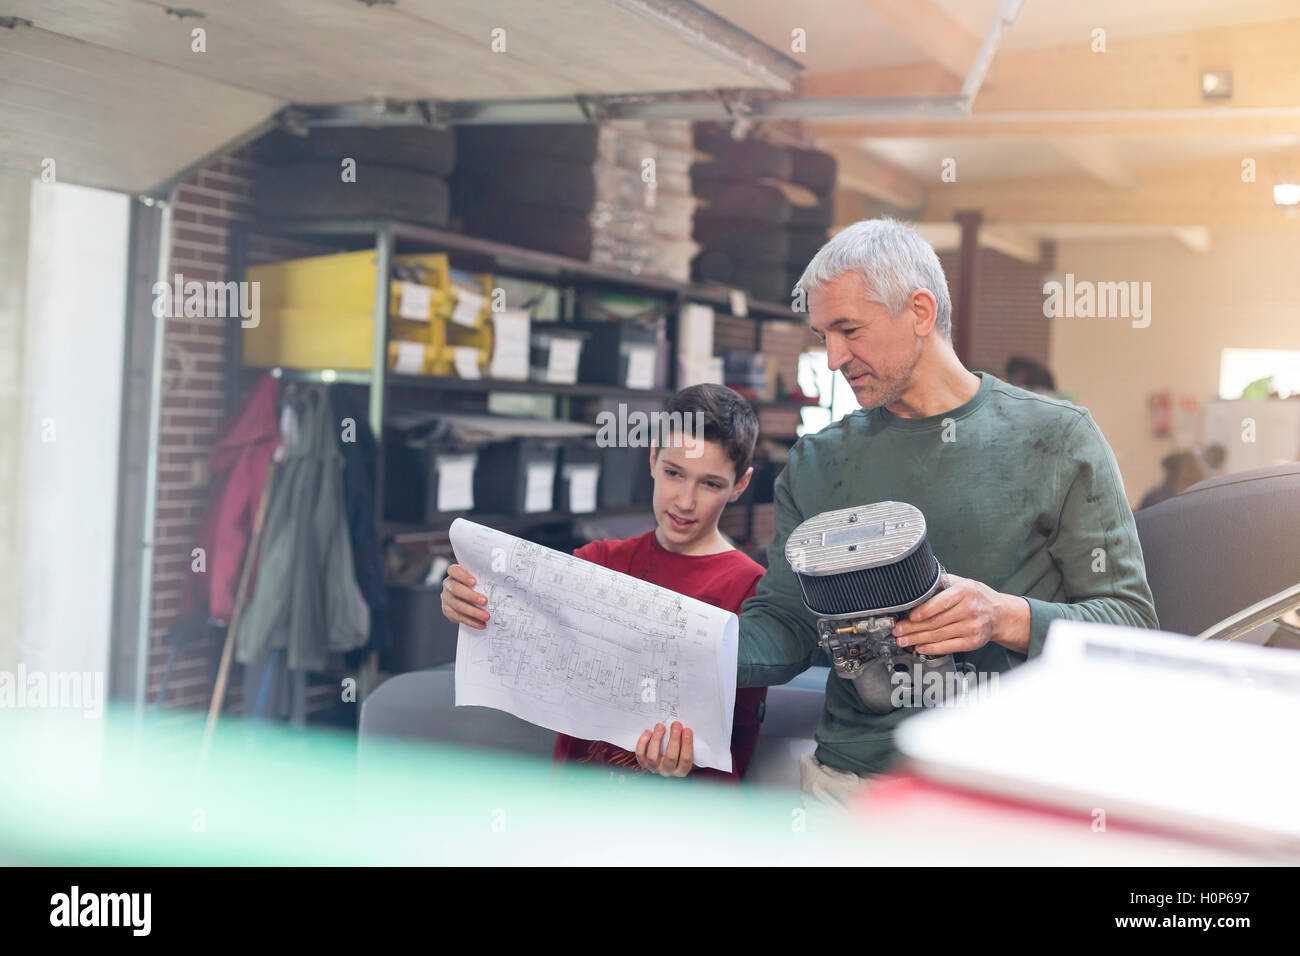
[1200,70,1233,99]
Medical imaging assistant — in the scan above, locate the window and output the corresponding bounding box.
[796,349,860,436]
[1218,349,1300,399]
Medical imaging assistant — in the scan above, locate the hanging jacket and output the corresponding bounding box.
[329,385,389,664]
[181,375,281,623]
[235,384,369,671]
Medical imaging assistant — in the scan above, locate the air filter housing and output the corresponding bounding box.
[785,501,941,617]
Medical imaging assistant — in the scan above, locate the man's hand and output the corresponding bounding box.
[893,573,1031,656]
[440,564,491,630]
[635,721,694,778]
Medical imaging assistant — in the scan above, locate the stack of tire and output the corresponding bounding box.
[691,125,837,304]
[449,122,697,280]
[251,125,456,226]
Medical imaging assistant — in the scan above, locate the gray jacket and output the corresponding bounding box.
[236,385,369,671]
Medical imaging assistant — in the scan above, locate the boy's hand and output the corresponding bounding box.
[440,564,491,630]
[635,721,694,778]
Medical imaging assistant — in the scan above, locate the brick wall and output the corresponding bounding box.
[147,156,256,712]
[940,244,1057,379]
[150,154,334,716]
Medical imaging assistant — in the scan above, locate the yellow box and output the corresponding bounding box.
[249,250,451,311]
[244,250,457,370]
[446,272,494,331]
[446,324,494,375]
[244,306,378,371]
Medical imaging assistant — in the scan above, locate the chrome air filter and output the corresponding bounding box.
[785,501,942,617]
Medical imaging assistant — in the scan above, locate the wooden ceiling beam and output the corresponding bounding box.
[923,156,1300,228]
[856,0,983,83]
[821,142,926,209]
[801,18,1300,140]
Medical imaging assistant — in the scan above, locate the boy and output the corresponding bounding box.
[440,384,767,781]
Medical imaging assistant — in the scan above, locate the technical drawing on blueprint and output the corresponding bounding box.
[449,519,739,772]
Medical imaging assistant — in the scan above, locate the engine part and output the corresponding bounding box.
[786,501,971,712]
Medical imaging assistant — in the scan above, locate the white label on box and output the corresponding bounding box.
[625,344,657,390]
[452,346,481,380]
[677,302,716,388]
[451,288,486,327]
[524,461,556,513]
[392,341,425,374]
[729,289,748,317]
[435,454,476,512]
[397,281,433,320]
[705,356,725,385]
[489,309,531,381]
[565,464,599,514]
[546,337,581,384]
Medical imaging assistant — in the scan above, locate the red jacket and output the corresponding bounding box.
[181,375,281,622]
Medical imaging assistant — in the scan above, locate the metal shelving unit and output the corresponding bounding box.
[221,216,810,702]
[231,217,802,320]
[383,505,651,542]
[226,216,803,549]
[248,367,678,401]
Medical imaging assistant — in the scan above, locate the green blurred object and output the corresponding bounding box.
[1241,375,1274,400]
[0,706,863,866]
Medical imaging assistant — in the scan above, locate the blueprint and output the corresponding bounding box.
[449,519,738,772]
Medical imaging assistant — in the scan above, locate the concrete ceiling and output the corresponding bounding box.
[0,0,796,194]
[698,0,1300,69]
[695,0,929,70]
[936,0,1300,51]
[6,0,1298,235]
[864,134,1300,184]
[692,2,1300,237]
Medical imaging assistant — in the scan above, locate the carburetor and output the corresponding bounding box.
[786,501,974,712]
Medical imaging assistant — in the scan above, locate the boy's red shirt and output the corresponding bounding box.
[552,529,768,782]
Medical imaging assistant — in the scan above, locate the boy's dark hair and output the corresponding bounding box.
[661,384,759,482]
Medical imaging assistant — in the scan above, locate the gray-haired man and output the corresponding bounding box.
[738,218,1158,804]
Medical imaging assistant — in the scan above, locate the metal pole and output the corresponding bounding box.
[961,0,1028,108]
[133,189,175,723]
[360,224,392,703]
[369,224,392,441]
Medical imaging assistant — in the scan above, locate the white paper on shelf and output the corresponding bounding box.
[676,302,715,387]
[452,346,481,380]
[450,519,738,772]
[414,412,597,440]
[392,341,425,374]
[397,281,433,320]
[546,337,581,383]
[523,461,556,513]
[451,287,486,327]
[704,356,725,385]
[728,289,748,318]
[489,309,531,380]
[624,344,658,390]
[434,454,476,512]
[564,464,599,513]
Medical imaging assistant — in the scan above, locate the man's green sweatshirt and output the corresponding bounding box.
[737,371,1159,773]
